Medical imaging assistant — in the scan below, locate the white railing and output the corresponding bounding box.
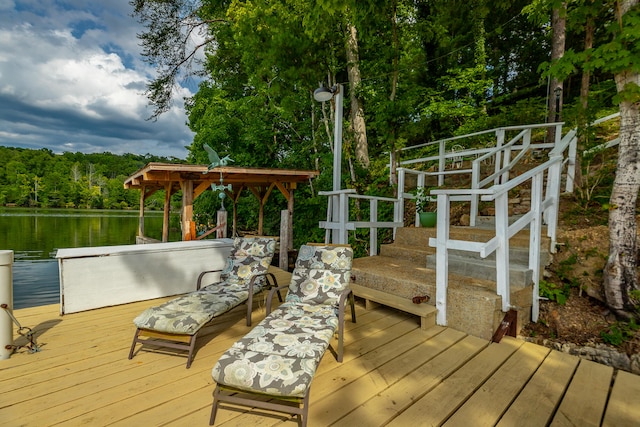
[390,123,566,186]
[318,189,403,255]
[429,155,563,325]
[319,121,583,326]
[397,123,576,225]
[582,112,622,156]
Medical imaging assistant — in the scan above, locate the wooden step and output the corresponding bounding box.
[351,283,436,331]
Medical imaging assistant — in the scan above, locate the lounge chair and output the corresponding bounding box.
[128,237,278,368]
[210,244,355,426]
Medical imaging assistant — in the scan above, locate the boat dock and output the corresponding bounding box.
[1,267,639,426]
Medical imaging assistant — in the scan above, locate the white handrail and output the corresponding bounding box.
[321,119,584,327]
[318,189,402,255]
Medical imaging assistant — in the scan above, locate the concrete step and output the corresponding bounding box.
[392,225,549,250]
[379,243,430,264]
[351,255,533,340]
[355,224,548,340]
[382,241,550,266]
[426,254,533,288]
[443,246,549,265]
[352,255,499,300]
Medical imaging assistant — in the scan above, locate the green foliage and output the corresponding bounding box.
[414,186,435,213]
[600,319,640,346]
[129,0,633,260]
[0,146,180,210]
[539,279,570,305]
[556,253,579,283]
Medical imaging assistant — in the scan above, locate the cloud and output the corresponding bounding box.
[0,0,195,158]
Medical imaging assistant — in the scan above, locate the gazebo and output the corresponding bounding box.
[123,162,319,253]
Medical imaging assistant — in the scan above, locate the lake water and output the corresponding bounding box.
[0,208,180,309]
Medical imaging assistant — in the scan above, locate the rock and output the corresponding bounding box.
[548,341,633,372]
[631,354,640,375]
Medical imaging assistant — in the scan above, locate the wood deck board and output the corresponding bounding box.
[602,370,640,427]
[2,266,639,427]
[310,328,468,426]
[550,359,614,427]
[443,341,551,427]
[332,334,488,427]
[388,337,523,427]
[497,350,579,427]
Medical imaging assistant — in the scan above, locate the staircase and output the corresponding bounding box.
[351,225,552,340]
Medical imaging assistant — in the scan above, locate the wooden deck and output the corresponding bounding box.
[2,268,640,426]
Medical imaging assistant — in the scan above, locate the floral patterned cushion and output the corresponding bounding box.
[211,245,353,398]
[285,245,353,306]
[133,237,276,335]
[214,237,277,288]
[211,302,338,397]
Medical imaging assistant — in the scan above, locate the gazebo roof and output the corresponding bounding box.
[123,162,319,193]
[123,162,320,243]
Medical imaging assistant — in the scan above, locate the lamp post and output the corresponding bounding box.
[314,84,343,192]
[314,83,344,243]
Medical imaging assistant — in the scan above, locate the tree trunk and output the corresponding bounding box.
[603,0,640,320]
[575,14,594,189]
[389,0,399,187]
[546,3,567,144]
[345,22,370,169]
[472,0,487,114]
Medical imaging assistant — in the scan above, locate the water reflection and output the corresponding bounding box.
[12,260,60,309]
[0,208,180,309]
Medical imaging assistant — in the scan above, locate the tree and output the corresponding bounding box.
[545,0,639,320]
[547,1,567,143]
[130,0,226,120]
[601,0,640,320]
[345,16,370,169]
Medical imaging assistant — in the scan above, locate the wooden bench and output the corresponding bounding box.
[351,283,436,330]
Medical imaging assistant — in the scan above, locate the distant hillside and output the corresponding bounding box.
[0,146,184,209]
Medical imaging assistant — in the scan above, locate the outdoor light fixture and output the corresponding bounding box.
[554,86,562,122]
[554,86,562,97]
[313,85,337,102]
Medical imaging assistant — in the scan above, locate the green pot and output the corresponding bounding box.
[419,212,437,227]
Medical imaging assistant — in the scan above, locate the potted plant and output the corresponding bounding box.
[415,186,437,227]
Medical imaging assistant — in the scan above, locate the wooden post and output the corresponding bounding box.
[494,128,505,184]
[370,199,378,256]
[279,210,290,270]
[138,186,145,239]
[287,186,294,251]
[258,199,264,236]
[530,173,544,322]
[162,183,171,242]
[216,210,227,239]
[435,193,450,326]
[232,188,243,238]
[181,180,194,241]
[495,191,511,311]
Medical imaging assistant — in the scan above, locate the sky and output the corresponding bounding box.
[0,0,197,159]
